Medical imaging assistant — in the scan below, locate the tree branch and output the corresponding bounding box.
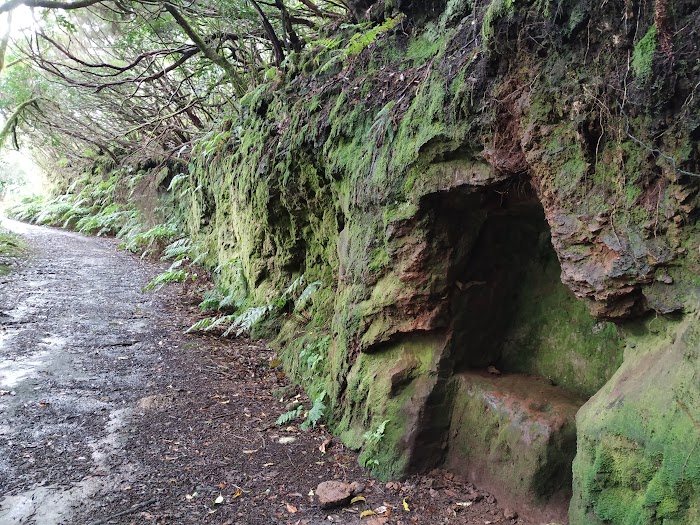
[0,11,11,72]
[0,0,105,14]
[163,2,246,97]
[0,97,38,148]
[249,0,285,67]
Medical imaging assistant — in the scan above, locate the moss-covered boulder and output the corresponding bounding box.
[571,317,700,524]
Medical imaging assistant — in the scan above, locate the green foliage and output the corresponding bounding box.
[162,238,193,261]
[75,203,131,235]
[300,390,327,430]
[276,391,328,429]
[185,316,219,332]
[144,268,189,291]
[186,274,321,337]
[298,335,331,377]
[0,231,26,258]
[294,280,323,312]
[632,25,657,82]
[122,222,179,257]
[191,129,232,161]
[361,419,391,467]
[222,304,276,337]
[482,0,515,43]
[405,34,443,64]
[199,288,225,311]
[363,419,390,446]
[275,404,304,425]
[317,15,406,73]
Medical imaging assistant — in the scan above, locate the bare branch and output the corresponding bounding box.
[0,0,105,15]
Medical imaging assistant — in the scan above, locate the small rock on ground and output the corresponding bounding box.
[316,480,354,509]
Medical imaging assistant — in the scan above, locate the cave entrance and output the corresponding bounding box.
[437,180,624,522]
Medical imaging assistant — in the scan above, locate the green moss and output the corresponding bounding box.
[335,334,443,480]
[0,231,26,260]
[446,374,579,499]
[632,25,657,82]
[572,318,700,524]
[405,33,443,65]
[494,218,625,396]
[368,248,390,273]
[482,0,515,43]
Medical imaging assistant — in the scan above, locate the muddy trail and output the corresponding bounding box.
[0,220,531,525]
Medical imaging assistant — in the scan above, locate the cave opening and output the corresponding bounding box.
[430,179,625,522]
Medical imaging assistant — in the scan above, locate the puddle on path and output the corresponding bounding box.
[0,350,50,389]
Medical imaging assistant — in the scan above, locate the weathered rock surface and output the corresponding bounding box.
[571,318,700,524]
[174,0,700,523]
[445,372,582,523]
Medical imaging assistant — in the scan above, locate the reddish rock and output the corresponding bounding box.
[316,481,354,509]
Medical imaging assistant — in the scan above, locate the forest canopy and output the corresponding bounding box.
[0,0,360,176]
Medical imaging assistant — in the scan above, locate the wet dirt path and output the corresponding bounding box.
[0,219,184,524]
[0,219,533,525]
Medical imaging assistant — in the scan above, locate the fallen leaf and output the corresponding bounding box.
[232,487,243,498]
[359,510,376,518]
[351,496,366,504]
[218,482,227,489]
[185,491,197,501]
[319,437,332,454]
[37,402,49,407]
[213,494,224,505]
[402,498,410,512]
[456,501,473,507]
[279,437,296,445]
[242,449,258,454]
[373,506,388,514]
[286,503,298,513]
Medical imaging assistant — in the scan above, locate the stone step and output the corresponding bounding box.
[445,371,585,522]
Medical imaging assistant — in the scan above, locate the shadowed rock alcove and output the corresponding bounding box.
[429,181,625,521]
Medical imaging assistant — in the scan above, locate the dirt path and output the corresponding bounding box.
[0,220,531,525]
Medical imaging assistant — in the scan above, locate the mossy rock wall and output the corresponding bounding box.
[175,0,700,522]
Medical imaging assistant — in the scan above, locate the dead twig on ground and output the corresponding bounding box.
[88,498,157,525]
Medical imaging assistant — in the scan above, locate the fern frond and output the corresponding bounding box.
[281,274,305,300]
[144,269,188,291]
[300,391,327,430]
[167,173,189,192]
[203,314,237,332]
[185,316,217,333]
[294,280,322,311]
[162,238,192,260]
[223,305,275,337]
[275,405,303,425]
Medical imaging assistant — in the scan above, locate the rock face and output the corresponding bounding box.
[446,372,583,523]
[571,318,700,524]
[179,0,700,523]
